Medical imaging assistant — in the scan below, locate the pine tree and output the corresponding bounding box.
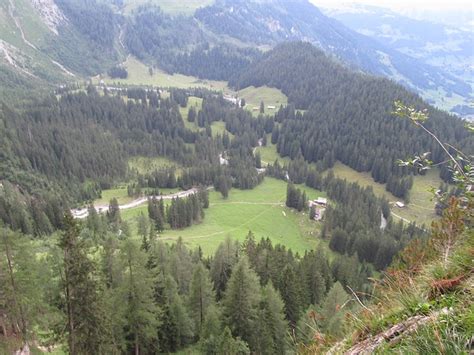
[188,106,196,122]
[120,239,160,354]
[217,327,250,355]
[318,282,349,337]
[279,263,301,326]
[188,263,216,333]
[198,304,223,353]
[219,175,229,199]
[59,214,112,354]
[255,152,262,169]
[107,198,121,226]
[255,282,288,354]
[157,274,193,352]
[211,238,239,299]
[223,256,260,349]
[136,212,149,239]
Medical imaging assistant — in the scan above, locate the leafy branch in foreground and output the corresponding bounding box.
[392,101,473,194]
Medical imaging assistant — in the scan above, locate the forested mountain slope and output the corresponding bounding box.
[231,42,474,197]
[0,0,471,112]
[196,0,472,109]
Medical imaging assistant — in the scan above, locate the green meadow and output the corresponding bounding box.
[330,162,441,226]
[128,156,180,174]
[120,177,327,255]
[256,136,291,166]
[103,57,228,91]
[94,186,133,206]
[238,86,288,116]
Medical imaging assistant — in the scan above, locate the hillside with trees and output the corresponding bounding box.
[0,1,473,353]
[232,42,473,198]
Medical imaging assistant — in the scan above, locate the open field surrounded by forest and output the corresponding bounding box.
[102,57,229,90]
[101,58,288,116]
[239,85,288,116]
[119,177,327,255]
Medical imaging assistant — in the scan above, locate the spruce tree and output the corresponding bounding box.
[255,282,288,354]
[223,256,260,349]
[279,263,301,326]
[188,263,216,333]
[59,214,112,354]
[318,282,349,337]
[119,239,160,354]
[211,238,239,298]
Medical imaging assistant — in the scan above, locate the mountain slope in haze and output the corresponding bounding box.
[323,4,474,115]
[195,0,472,111]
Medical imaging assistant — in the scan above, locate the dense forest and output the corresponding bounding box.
[0,87,272,236]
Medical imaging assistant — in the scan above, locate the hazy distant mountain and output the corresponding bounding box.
[324,5,473,80]
[322,4,474,115]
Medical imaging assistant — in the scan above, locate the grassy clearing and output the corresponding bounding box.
[331,162,397,201]
[253,144,440,226]
[103,57,228,90]
[121,178,327,255]
[211,121,232,138]
[122,0,214,15]
[94,187,133,206]
[128,156,179,174]
[395,170,441,226]
[179,96,204,132]
[256,136,291,166]
[239,86,288,116]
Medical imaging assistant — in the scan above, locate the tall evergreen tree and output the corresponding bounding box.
[119,239,160,354]
[223,256,260,349]
[59,214,112,354]
[188,263,216,334]
[279,263,301,326]
[255,282,288,354]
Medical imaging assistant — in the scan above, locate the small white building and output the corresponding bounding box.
[395,201,405,208]
[267,105,276,110]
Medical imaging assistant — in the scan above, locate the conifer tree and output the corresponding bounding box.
[255,282,288,354]
[198,305,223,352]
[107,198,121,226]
[211,238,239,298]
[119,239,160,354]
[279,263,301,326]
[318,282,349,337]
[217,327,250,355]
[59,214,112,354]
[188,263,216,333]
[223,256,260,349]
